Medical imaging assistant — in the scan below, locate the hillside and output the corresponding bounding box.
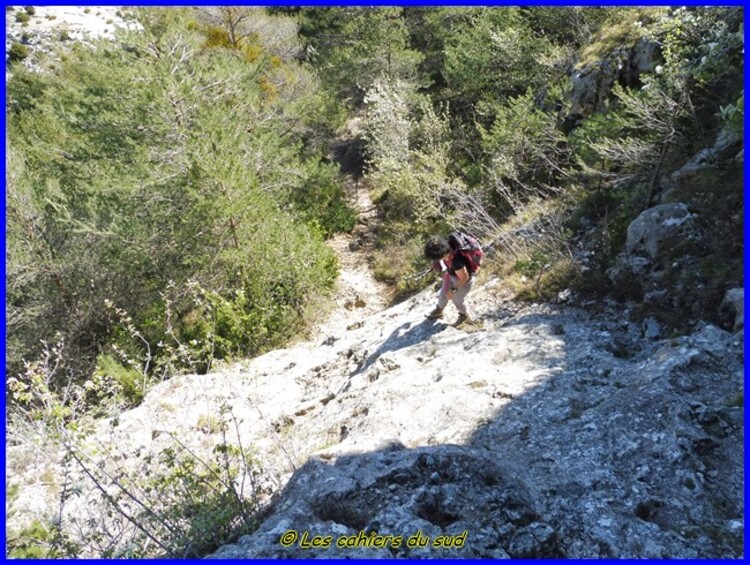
[5,6,744,559]
[8,266,744,557]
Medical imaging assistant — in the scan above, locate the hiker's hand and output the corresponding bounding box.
[455,267,470,287]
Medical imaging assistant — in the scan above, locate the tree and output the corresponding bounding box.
[199,7,256,48]
[479,88,570,213]
[6,7,344,394]
[298,7,424,105]
[442,8,558,108]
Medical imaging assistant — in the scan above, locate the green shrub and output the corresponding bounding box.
[6,7,346,402]
[15,12,30,23]
[7,519,55,558]
[577,8,667,67]
[6,481,79,558]
[8,41,29,63]
[93,354,147,408]
[131,439,263,557]
[513,250,551,279]
[23,6,35,16]
[292,162,357,236]
[515,258,581,302]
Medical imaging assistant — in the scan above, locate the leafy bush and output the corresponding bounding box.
[15,12,30,23]
[479,87,569,203]
[298,7,423,105]
[8,344,266,558]
[92,354,146,408]
[291,161,357,236]
[7,518,71,558]
[8,41,29,63]
[443,8,558,107]
[718,91,743,135]
[112,432,265,557]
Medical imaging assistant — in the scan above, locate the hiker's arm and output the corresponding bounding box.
[453,267,470,289]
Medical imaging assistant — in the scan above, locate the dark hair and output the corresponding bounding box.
[424,236,451,260]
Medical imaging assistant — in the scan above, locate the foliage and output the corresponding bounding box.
[7,344,266,558]
[298,7,424,106]
[91,354,146,409]
[8,41,30,63]
[363,78,464,234]
[8,4,742,391]
[651,7,744,98]
[6,7,346,401]
[521,7,612,49]
[718,91,743,135]
[479,87,570,207]
[6,6,745,555]
[573,79,690,211]
[442,8,559,108]
[485,194,581,302]
[347,6,741,307]
[291,160,358,236]
[6,517,79,558]
[70,415,267,558]
[577,8,667,67]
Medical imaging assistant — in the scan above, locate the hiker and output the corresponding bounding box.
[423,232,482,325]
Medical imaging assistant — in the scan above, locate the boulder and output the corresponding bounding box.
[625,203,697,261]
[566,39,662,126]
[629,38,662,77]
[208,321,744,559]
[720,288,744,332]
[569,50,626,118]
[668,126,744,187]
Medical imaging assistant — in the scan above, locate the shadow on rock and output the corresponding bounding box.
[353,319,448,376]
[208,312,744,560]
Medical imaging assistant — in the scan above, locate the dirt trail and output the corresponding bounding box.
[309,125,392,340]
[310,117,396,340]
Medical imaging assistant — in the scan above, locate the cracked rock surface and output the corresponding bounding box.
[7,273,744,558]
[198,285,743,559]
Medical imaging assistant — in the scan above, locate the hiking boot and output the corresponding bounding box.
[454,313,471,326]
[426,307,444,320]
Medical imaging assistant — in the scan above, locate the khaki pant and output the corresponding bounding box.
[437,274,474,315]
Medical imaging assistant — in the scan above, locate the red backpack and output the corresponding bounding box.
[447,231,483,274]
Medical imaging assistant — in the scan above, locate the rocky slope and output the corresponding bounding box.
[5,6,139,75]
[201,286,744,559]
[5,8,744,559]
[7,267,743,557]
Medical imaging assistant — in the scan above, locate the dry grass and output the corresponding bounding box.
[577,8,669,68]
[480,195,585,302]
